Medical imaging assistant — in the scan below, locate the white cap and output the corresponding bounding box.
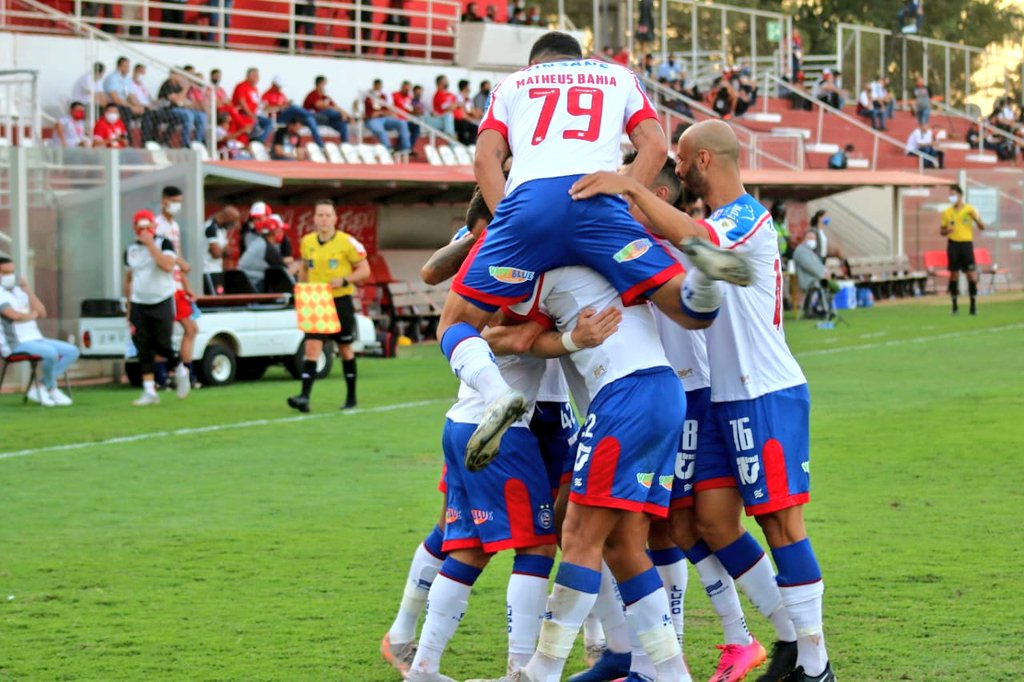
[272,75,285,87]
[822,68,832,75]
[249,201,271,218]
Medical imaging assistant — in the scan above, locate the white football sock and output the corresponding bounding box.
[591,563,631,654]
[692,554,752,645]
[583,612,606,650]
[506,572,549,672]
[143,379,156,396]
[628,624,657,680]
[449,336,510,404]
[525,583,598,682]
[654,555,688,645]
[735,554,798,642]
[409,574,470,676]
[388,543,444,644]
[624,590,689,681]
[780,582,827,676]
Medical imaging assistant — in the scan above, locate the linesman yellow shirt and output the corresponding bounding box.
[301,230,367,298]
[941,204,979,243]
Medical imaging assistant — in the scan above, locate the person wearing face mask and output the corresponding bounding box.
[93,103,128,148]
[153,186,200,389]
[55,101,92,148]
[203,205,240,281]
[124,210,190,406]
[807,210,832,262]
[0,257,79,406]
[525,4,543,26]
[940,185,986,316]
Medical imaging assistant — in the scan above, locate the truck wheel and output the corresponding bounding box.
[288,341,335,379]
[236,358,269,381]
[125,362,142,387]
[199,343,237,386]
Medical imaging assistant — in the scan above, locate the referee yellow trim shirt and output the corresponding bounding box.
[941,204,979,243]
[300,231,368,298]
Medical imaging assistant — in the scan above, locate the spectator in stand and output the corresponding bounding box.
[856,83,886,130]
[828,143,855,169]
[791,28,803,79]
[363,79,412,153]
[992,96,1019,133]
[232,68,273,143]
[359,1,374,50]
[0,257,78,407]
[727,66,758,116]
[710,73,736,119]
[967,123,1015,161]
[456,79,481,143]
[411,84,428,116]
[905,122,944,168]
[473,81,492,112]
[55,101,91,148]
[262,76,326,148]
[428,74,458,137]
[205,0,233,43]
[913,78,932,125]
[215,111,252,158]
[383,0,410,56]
[104,57,142,132]
[93,103,128,148]
[161,0,188,39]
[270,118,308,161]
[525,4,543,25]
[207,68,231,110]
[813,68,844,109]
[128,64,161,143]
[181,66,209,108]
[657,54,681,84]
[159,71,208,147]
[392,80,422,150]
[509,7,526,23]
[303,75,353,143]
[897,0,923,34]
[641,53,655,79]
[72,62,108,109]
[462,1,484,21]
[870,75,894,120]
[485,5,498,21]
[293,0,316,51]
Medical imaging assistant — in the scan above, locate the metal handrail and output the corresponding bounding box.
[355,90,463,149]
[14,0,218,155]
[1,0,462,64]
[932,101,1024,152]
[643,77,802,171]
[763,73,939,171]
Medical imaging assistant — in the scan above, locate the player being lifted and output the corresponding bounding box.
[436,32,752,470]
[572,120,835,682]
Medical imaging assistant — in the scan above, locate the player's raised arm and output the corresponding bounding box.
[473,131,510,214]
[623,118,669,189]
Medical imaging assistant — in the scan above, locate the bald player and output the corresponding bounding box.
[571,120,835,682]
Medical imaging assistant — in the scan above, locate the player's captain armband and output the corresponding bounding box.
[295,282,342,334]
[680,269,721,320]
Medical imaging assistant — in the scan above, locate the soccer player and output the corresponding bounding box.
[287,199,370,413]
[940,185,985,315]
[572,120,835,682]
[436,31,751,471]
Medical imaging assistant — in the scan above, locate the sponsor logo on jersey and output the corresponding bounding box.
[753,488,765,499]
[472,509,494,525]
[489,266,536,284]
[445,507,461,523]
[613,238,652,263]
[658,475,674,491]
[801,461,810,473]
[677,368,693,379]
[636,472,655,488]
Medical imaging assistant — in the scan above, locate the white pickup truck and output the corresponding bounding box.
[77,294,385,387]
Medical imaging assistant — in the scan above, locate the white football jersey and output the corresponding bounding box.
[536,359,570,403]
[154,214,185,290]
[652,240,710,392]
[509,267,670,401]
[479,59,659,196]
[700,194,806,402]
[446,352,546,426]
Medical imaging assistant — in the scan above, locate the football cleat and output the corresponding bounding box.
[680,238,753,287]
[708,639,767,682]
[754,640,798,681]
[568,650,632,682]
[132,391,160,407]
[610,674,655,682]
[380,633,417,677]
[287,395,310,413]
[585,643,607,668]
[406,671,459,682]
[175,364,191,399]
[340,397,357,410]
[465,388,528,472]
[778,663,835,682]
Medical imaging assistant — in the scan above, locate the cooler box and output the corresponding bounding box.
[833,280,858,309]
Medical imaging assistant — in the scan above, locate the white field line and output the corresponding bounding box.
[796,322,1024,358]
[0,398,450,462]
[4,323,1022,462]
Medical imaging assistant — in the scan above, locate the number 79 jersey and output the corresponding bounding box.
[479,59,659,196]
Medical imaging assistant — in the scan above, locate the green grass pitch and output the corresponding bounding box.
[2,297,1023,680]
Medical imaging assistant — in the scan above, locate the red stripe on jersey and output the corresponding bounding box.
[697,219,721,246]
[502,274,554,328]
[625,75,659,135]
[504,477,536,547]
[587,436,621,499]
[773,258,783,329]
[620,261,684,305]
[762,438,790,504]
[478,119,508,143]
[728,212,772,250]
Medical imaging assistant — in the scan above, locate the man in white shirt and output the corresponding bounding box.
[905,122,944,168]
[71,62,108,107]
[54,101,91,148]
[124,210,190,405]
[0,257,78,406]
[153,185,199,389]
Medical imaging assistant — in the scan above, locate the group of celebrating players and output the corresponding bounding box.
[379,32,835,682]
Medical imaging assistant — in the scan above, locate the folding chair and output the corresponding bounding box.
[0,352,41,403]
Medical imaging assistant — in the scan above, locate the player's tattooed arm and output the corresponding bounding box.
[473,130,511,214]
[420,234,478,285]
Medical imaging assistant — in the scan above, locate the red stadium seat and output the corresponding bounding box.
[974,248,1011,291]
[922,250,949,293]
[0,353,42,403]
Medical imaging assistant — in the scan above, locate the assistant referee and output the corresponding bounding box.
[288,199,371,412]
[940,185,986,315]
